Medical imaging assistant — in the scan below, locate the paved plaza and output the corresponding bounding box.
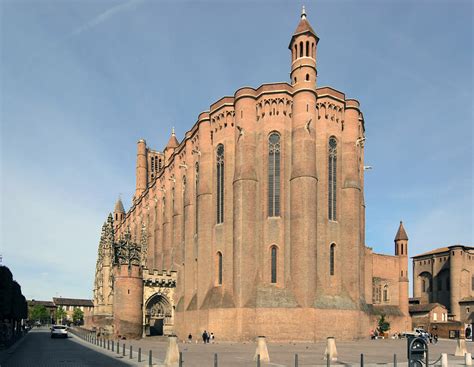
[1,328,472,366]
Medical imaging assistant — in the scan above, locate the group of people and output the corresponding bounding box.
[187,330,215,344]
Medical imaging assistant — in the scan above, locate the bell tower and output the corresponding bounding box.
[395,221,409,324]
[288,6,319,88]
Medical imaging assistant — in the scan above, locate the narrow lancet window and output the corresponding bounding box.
[330,243,335,276]
[268,133,281,217]
[216,144,224,224]
[217,252,223,285]
[328,137,337,221]
[195,162,199,234]
[271,246,277,283]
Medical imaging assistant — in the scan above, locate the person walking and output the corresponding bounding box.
[202,330,207,344]
[188,333,192,343]
[210,332,215,343]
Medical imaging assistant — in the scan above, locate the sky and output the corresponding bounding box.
[0,0,472,301]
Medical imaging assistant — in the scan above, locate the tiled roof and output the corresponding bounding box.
[28,300,55,308]
[412,247,450,258]
[114,198,125,213]
[53,298,93,307]
[459,296,474,303]
[394,221,408,241]
[409,303,445,313]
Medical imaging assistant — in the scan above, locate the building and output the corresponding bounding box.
[27,300,56,322]
[53,297,94,323]
[91,8,410,341]
[412,245,474,324]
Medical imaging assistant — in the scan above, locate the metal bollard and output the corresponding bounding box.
[107,339,110,350]
[148,350,152,367]
[117,340,120,354]
[214,353,218,367]
[112,339,114,352]
[360,353,364,367]
[257,354,261,367]
[138,347,141,362]
[327,353,330,367]
[122,343,125,356]
[393,353,397,367]
[130,345,132,359]
[179,351,183,367]
[295,353,299,367]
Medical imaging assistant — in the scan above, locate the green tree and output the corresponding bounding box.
[72,307,84,325]
[55,306,67,325]
[29,304,50,324]
[378,314,391,334]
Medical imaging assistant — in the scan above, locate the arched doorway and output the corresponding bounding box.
[145,294,172,336]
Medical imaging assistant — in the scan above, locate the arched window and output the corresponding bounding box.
[216,144,224,224]
[306,41,309,56]
[383,285,389,302]
[294,44,297,60]
[299,41,303,57]
[171,186,175,213]
[217,252,223,285]
[195,162,199,234]
[271,246,277,283]
[268,133,281,217]
[305,74,309,81]
[311,42,314,58]
[422,279,426,292]
[328,137,337,221]
[330,243,335,275]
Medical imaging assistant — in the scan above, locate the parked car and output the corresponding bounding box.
[51,325,68,338]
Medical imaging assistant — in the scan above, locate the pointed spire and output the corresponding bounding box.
[114,197,125,213]
[301,5,306,19]
[395,221,408,241]
[165,127,179,150]
[289,6,318,48]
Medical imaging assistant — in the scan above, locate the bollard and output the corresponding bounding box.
[130,345,132,359]
[214,353,218,367]
[324,337,337,362]
[455,338,468,357]
[393,353,397,367]
[107,339,110,350]
[179,351,183,367]
[326,353,330,366]
[117,340,120,354]
[257,354,261,367]
[112,340,114,352]
[138,347,141,362]
[441,353,448,367]
[360,353,364,367]
[149,350,152,367]
[466,352,473,366]
[254,336,270,363]
[123,343,125,357]
[295,353,298,367]
[164,335,180,366]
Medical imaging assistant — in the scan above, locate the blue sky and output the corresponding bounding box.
[1,0,472,301]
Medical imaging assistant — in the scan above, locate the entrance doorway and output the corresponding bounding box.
[145,294,172,336]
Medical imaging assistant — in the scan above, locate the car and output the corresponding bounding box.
[51,325,68,338]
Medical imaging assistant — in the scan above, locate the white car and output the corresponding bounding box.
[51,325,68,338]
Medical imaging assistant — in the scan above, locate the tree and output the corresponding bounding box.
[72,307,84,325]
[55,306,67,325]
[29,305,50,324]
[378,314,391,334]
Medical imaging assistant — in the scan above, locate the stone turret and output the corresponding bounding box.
[135,139,148,200]
[289,7,318,307]
[164,128,179,162]
[112,227,144,339]
[395,221,409,323]
[113,197,125,228]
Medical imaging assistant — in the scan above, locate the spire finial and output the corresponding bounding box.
[301,5,306,19]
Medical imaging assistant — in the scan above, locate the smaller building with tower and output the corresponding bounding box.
[412,245,474,336]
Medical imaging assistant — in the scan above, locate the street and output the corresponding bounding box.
[0,328,131,367]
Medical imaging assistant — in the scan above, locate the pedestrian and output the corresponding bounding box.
[433,333,438,344]
[188,333,192,343]
[210,332,215,343]
[206,331,210,344]
[202,330,207,343]
[466,326,472,340]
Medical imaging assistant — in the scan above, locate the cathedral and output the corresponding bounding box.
[91,9,411,341]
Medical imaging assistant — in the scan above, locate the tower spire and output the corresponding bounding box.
[301,5,306,19]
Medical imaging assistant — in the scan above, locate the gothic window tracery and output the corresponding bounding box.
[271,246,277,283]
[216,144,224,224]
[328,137,337,221]
[330,243,336,276]
[217,252,223,285]
[268,132,281,217]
